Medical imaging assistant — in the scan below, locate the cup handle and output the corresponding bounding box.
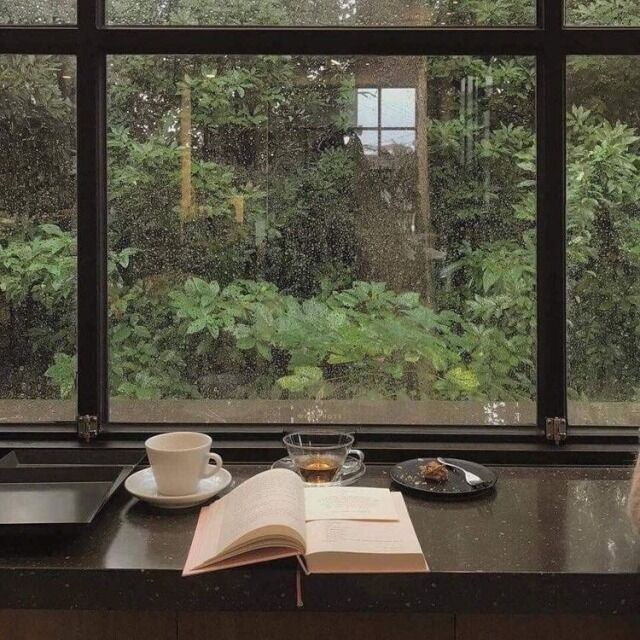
[341,448,364,479]
[204,452,223,478]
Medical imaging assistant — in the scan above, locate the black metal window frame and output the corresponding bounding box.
[1,1,639,460]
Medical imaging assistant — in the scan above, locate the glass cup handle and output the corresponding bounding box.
[341,448,364,479]
[204,452,223,477]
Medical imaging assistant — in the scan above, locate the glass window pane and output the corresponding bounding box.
[107,1,535,26]
[357,89,378,128]
[107,55,536,426]
[381,88,416,129]
[566,1,640,26]
[567,56,640,426]
[381,129,416,153]
[0,55,76,421]
[0,1,75,24]
[358,130,379,156]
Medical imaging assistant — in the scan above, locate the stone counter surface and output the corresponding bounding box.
[1,464,639,614]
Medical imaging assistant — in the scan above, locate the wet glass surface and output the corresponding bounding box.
[106,54,537,425]
[107,0,536,26]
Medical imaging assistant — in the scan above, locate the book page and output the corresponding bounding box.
[217,468,306,554]
[184,546,298,576]
[304,487,398,522]
[304,492,428,573]
[183,468,306,574]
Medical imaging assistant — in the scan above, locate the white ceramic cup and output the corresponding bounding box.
[145,432,223,496]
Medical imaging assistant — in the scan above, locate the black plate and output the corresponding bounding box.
[391,458,497,500]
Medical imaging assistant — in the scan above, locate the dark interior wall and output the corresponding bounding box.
[1,611,639,640]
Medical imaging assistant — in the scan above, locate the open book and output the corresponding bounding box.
[183,468,428,575]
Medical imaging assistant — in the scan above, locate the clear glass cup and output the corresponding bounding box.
[282,430,365,484]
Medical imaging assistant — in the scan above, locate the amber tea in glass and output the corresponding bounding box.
[282,431,364,484]
[297,454,343,483]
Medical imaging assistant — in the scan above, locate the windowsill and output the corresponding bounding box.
[0,462,638,614]
[2,398,640,428]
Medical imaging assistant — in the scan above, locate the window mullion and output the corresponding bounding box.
[76,0,108,428]
[536,0,567,434]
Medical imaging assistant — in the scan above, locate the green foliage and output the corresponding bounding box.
[0,224,75,396]
[465,0,534,24]
[0,224,75,307]
[169,278,461,401]
[567,0,640,26]
[0,55,75,225]
[163,276,527,402]
[106,0,536,26]
[566,105,640,400]
[270,146,358,297]
[45,353,76,399]
[0,1,75,24]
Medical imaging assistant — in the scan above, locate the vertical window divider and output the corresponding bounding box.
[536,0,568,437]
[76,0,108,435]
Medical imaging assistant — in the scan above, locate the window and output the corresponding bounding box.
[0,55,76,422]
[566,1,640,26]
[0,1,75,24]
[1,2,639,445]
[107,1,536,26]
[106,55,536,425]
[357,87,417,156]
[567,56,640,426]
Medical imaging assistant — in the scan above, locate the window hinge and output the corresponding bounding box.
[545,417,567,446]
[77,414,100,443]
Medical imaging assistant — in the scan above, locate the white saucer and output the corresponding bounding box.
[125,467,233,509]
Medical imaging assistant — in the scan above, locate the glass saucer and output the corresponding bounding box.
[271,456,366,487]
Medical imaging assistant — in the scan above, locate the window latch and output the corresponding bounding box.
[545,417,567,446]
[77,415,100,443]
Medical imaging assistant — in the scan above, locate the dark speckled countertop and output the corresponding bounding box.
[1,464,638,613]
